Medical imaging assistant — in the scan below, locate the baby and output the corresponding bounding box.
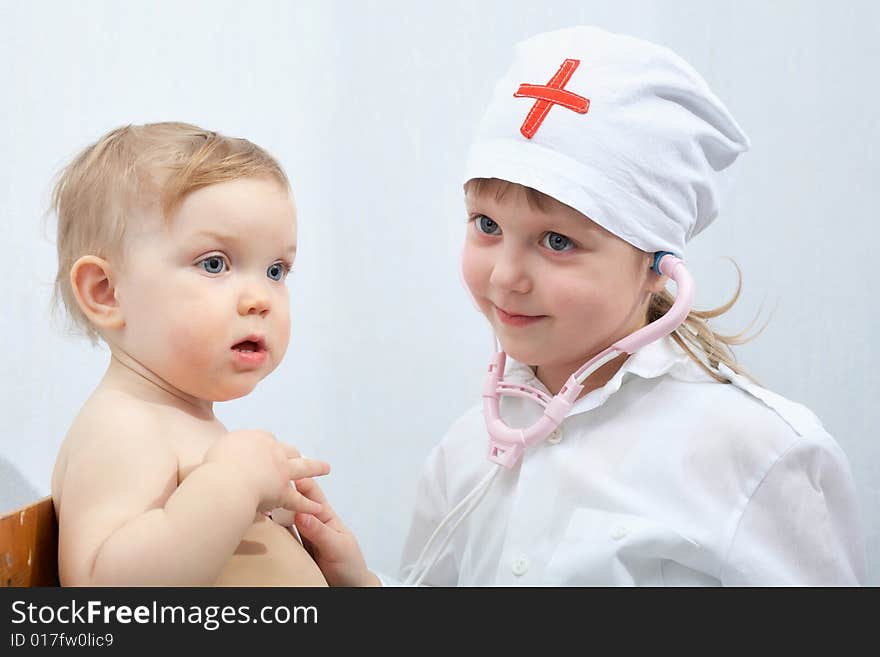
[49,122,330,586]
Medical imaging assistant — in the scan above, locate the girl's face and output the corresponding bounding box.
[461,179,666,381]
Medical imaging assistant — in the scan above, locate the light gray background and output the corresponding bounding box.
[1,0,877,583]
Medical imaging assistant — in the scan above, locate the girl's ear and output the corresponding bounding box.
[642,252,669,295]
[647,271,670,295]
[69,255,125,332]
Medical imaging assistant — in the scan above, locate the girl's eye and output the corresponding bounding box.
[267,262,290,282]
[476,215,501,235]
[199,256,227,274]
[542,232,574,252]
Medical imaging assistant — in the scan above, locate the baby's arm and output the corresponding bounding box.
[58,407,327,586]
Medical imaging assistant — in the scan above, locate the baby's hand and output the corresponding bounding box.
[202,429,330,514]
[293,478,381,587]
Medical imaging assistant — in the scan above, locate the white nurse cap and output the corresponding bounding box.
[463,25,751,256]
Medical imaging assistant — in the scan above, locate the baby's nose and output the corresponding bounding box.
[238,290,270,316]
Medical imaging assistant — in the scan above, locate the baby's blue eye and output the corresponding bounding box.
[542,232,573,252]
[200,256,226,274]
[476,215,501,235]
[267,263,288,281]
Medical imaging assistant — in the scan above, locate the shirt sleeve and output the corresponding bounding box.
[721,431,867,585]
[396,442,459,586]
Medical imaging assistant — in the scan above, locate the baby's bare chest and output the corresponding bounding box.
[158,415,227,484]
[157,417,327,585]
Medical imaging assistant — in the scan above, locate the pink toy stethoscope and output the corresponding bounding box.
[404,252,694,585]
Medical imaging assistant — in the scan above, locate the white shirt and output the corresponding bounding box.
[387,337,867,586]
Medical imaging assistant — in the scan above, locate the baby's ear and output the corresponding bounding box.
[69,255,125,331]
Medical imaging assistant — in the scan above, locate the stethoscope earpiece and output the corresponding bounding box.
[652,250,676,276]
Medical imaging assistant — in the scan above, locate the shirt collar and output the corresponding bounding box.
[502,335,710,415]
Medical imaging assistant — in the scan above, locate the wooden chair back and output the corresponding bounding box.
[0,496,59,586]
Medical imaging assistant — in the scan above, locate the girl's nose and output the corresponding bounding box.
[489,247,531,294]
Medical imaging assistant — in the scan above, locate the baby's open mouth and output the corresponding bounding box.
[233,341,258,352]
[232,339,265,353]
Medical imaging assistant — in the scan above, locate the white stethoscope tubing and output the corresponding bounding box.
[403,465,501,586]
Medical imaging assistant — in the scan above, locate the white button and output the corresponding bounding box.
[610,526,628,540]
[546,427,563,444]
[511,555,529,576]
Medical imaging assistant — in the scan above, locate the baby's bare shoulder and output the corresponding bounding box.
[53,392,188,585]
[65,390,168,456]
[54,390,179,508]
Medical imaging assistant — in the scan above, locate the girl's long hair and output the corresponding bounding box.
[648,259,769,382]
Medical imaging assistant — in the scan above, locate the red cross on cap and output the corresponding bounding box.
[514,58,590,139]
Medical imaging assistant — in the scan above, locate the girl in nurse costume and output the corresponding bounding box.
[292,26,867,586]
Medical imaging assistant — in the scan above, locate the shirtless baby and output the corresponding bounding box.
[49,122,330,586]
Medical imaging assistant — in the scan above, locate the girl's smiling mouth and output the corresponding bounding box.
[493,304,547,327]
